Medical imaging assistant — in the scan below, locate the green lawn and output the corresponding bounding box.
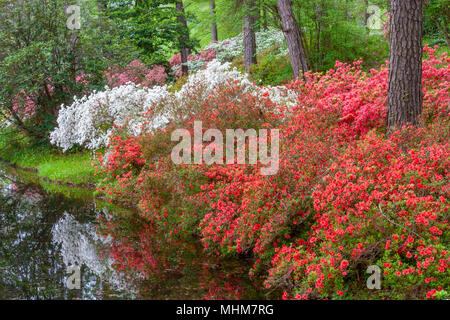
[34,152,96,185]
[0,130,97,186]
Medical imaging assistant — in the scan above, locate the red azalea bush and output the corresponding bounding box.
[169,54,182,69]
[422,46,450,121]
[96,135,146,204]
[136,81,276,229]
[97,48,449,299]
[98,135,145,176]
[266,128,449,300]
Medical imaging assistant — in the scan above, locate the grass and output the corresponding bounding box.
[0,129,97,186]
[34,152,95,186]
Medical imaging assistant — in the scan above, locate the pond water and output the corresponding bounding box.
[0,165,265,300]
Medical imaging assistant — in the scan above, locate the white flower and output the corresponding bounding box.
[50,83,172,151]
[205,28,288,63]
[51,58,297,152]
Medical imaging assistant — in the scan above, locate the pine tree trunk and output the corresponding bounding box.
[387,0,423,131]
[210,0,218,42]
[244,0,258,72]
[276,0,309,80]
[176,1,191,76]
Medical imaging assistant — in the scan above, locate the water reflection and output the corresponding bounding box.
[52,212,138,298]
[0,167,263,300]
[98,217,262,299]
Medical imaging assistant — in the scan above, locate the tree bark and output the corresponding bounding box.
[244,0,258,72]
[210,0,218,42]
[387,0,423,131]
[176,0,191,76]
[276,0,309,80]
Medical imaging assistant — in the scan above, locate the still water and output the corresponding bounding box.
[0,165,264,300]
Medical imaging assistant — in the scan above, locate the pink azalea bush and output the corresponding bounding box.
[106,60,167,88]
[170,49,217,78]
[10,74,92,122]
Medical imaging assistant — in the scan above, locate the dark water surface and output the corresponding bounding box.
[0,165,264,300]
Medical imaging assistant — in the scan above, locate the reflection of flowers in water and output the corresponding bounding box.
[101,218,251,300]
[3,182,43,204]
[22,189,43,203]
[52,212,137,296]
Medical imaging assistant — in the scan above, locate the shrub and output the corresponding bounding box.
[170,49,217,78]
[93,50,449,300]
[106,60,167,88]
[205,29,288,64]
[50,84,171,151]
[249,52,293,86]
[266,130,449,300]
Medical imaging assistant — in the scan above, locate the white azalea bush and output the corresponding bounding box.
[170,29,288,77]
[205,28,289,63]
[50,59,297,151]
[50,84,172,151]
[176,59,249,100]
[174,59,297,113]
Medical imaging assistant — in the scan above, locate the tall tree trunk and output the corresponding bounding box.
[243,0,258,72]
[387,0,423,131]
[176,0,191,76]
[276,0,309,80]
[210,0,218,42]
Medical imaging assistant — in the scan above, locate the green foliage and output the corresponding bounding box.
[187,0,390,72]
[248,47,293,86]
[424,0,449,41]
[104,0,199,65]
[250,55,292,86]
[314,23,389,71]
[291,0,389,72]
[168,74,189,92]
[0,0,139,141]
[186,0,244,46]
